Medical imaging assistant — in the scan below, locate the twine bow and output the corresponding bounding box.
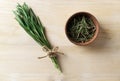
[38,46,64,59]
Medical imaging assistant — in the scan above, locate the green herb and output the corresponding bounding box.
[68,16,96,43]
[13,3,62,72]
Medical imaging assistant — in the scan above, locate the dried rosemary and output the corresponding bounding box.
[68,16,96,43]
[13,3,62,72]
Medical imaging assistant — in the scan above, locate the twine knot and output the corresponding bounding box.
[38,46,64,59]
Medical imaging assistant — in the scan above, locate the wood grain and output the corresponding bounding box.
[0,0,120,81]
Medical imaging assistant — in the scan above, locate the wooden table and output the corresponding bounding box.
[0,0,120,81]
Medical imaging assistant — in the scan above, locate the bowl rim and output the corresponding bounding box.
[65,12,99,46]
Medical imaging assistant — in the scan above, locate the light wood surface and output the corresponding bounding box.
[0,0,120,81]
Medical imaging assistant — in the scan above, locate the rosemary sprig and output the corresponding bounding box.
[14,3,61,72]
[69,16,96,43]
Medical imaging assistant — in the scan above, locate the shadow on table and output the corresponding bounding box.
[84,25,112,51]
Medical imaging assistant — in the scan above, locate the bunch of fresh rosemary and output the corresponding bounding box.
[14,3,61,72]
[69,16,96,43]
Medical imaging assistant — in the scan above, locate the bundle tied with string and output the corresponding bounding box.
[14,3,63,72]
[38,46,64,59]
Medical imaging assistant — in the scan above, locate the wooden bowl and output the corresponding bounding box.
[65,12,99,46]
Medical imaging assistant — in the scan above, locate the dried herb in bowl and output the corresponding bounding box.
[68,16,96,43]
[65,11,100,46]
